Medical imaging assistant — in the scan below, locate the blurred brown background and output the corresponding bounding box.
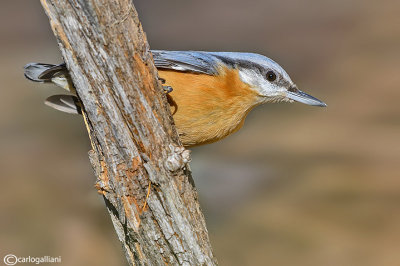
[1,0,399,265]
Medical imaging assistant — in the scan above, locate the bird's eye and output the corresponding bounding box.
[266,71,277,82]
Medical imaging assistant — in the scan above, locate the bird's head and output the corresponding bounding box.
[235,53,326,107]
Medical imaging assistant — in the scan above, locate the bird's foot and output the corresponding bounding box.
[163,85,173,94]
[158,77,173,93]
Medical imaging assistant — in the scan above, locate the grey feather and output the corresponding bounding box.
[59,95,79,109]
[152,50,221,75]
[24,63,67,82]
[45,95,81,114]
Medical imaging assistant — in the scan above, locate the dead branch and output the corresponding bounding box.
[40,0,217,264]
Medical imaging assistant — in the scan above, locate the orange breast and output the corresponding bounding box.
[158,67,261,147]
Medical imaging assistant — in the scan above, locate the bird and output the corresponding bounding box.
[24,50,326,147]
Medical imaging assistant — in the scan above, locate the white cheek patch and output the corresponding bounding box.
[238,68,285,97]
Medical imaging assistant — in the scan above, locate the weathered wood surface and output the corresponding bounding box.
[40,0,217,265]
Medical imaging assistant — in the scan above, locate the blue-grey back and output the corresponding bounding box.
[151,50,285,77]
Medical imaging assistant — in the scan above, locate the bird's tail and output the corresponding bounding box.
[24,62,73,91]
[24,62,80,114]
[45,94,81,115]
[24,63,66,81]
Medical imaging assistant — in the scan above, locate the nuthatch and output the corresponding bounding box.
[24,50,326,147]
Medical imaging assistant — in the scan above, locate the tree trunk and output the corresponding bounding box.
[40,0,217,265]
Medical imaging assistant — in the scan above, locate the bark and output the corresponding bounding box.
[39,0,217,265]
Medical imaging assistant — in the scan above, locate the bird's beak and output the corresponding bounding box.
[286,86,327,107]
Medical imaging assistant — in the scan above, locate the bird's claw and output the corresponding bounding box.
[158,77,173,93]
[163,85,173,94]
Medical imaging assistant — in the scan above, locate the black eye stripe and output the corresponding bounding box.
[266,71,277,82]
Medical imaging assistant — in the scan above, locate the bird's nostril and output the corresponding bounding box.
[288,86,299,93]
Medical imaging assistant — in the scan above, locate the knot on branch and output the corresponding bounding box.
[165,145,191,172]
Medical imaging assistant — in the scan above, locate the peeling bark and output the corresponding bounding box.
[40,0,217,265]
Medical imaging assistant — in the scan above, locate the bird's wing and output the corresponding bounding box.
[152,50,221,75]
